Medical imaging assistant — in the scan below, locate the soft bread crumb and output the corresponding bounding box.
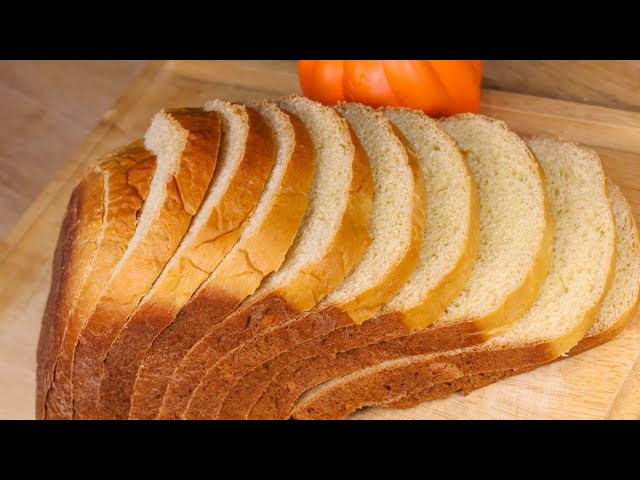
[109,111,186,279]
[439,114,548,322]
[588,181,640,337]
[493,138,615,345]
[236,100,295,240]
[134,101,248,306]
[323,103,414,306]
[383,108,475,312]
[257,96,354,292]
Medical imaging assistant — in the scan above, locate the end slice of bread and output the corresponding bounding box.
[223,107,479,419]
[36,168,106,420]
[182,102,428,419]
[70,109,220,419]
[150,95,375,420]
[291,138,617,420]
[39,141,156,420]
[97,101,278,419]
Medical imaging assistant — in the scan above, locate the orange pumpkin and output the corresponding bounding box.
[298,60,482,117]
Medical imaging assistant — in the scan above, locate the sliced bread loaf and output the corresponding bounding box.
[292,138,617,420]
[181,103,428,419]
[39,141,156,419]
[220,107,480,419]
[97,101,278,419]
[71,109,221,419]
[383,180,640,410]
[250,114,554,419]
[130,95,373,420]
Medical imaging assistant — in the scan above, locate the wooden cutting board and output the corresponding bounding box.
[1,60,639,420]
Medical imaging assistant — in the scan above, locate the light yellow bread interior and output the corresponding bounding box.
[214,107,479,420]
[210,106,479,420]
[489,138,616,354]
[383,107,480,328]
[322,102,427,322]
[173,101,424,420]
[436,114,553,336]
[253,95,373,310]
[576,180,640,347]
[245,117,545,425]
[217,110,552,420]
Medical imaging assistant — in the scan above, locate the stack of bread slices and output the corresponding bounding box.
[36,95,640,420]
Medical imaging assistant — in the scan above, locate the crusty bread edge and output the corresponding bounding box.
[71,110,220,419]
[36,172,104,419]
[270,118,374,311]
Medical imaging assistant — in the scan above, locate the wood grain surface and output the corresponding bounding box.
[483,60,640,112]
[0,60,147,237]
[1,60,639,419]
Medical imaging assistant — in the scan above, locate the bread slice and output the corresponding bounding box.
[129,95,373,420]
[292,138,617,420]
[38,141,156,420]
[250,114,554,420]
[70,109,221,419]
[181,103,428,419]
[96,101,277,419]
[383,180,640,410]
[221,107,480,419]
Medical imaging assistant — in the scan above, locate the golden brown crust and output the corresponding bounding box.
[98,106,279,419]
[36,202,69,418]
[36,174,102,420]
[384,297,640,410]
[291,341,561,419]
[42,141,156,420]
[218,312,406,419]
[182,307,355,419]
[248,318,479,419]
[182,117,427,420]
[254,272,548,419]
[129,107,316,420]
[128,288,241,419]
[71,110,220,419]
[153,117,374,420]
